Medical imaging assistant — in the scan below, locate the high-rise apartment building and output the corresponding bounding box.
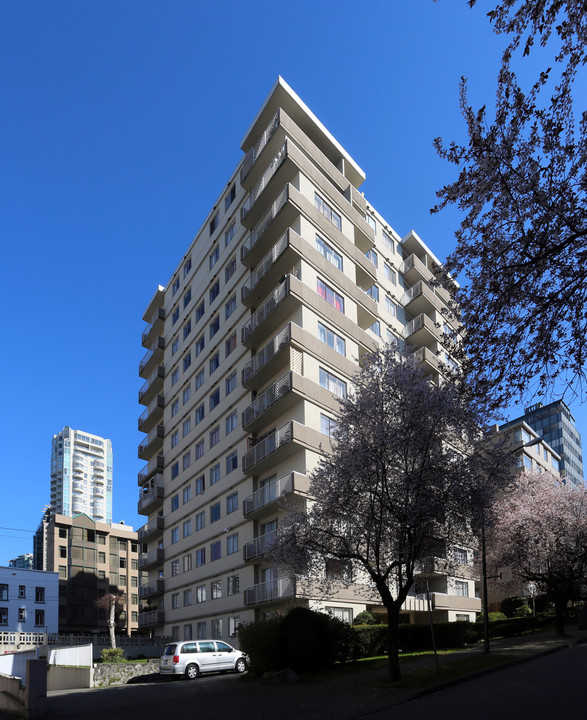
[50,426,113,524]
[137,78,479,641]
[501,400,583,487]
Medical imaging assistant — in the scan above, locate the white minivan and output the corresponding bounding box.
[159,640,247,679]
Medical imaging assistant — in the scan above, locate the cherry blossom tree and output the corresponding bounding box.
[272,347,510,682]
[434,1,587,407]
[486,470,587,635]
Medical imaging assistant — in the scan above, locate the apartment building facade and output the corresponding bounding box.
[50,426,113,524]
[0,567,58,633]
[137,77,479,642]
[33,513,139,635]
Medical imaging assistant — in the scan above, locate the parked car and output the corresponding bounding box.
[159,640,247,679]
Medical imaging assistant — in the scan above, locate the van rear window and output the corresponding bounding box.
[163,645,176,656]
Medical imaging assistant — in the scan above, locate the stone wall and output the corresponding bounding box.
[93,659,160,687]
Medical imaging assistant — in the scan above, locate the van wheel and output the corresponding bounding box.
[235,658,247,673]
[185,663,199,680]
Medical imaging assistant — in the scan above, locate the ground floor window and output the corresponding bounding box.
[325,606,353,624]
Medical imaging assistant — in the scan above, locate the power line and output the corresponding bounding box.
[0,527,35,533]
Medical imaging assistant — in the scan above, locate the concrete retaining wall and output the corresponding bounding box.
[47,665,94,691]
[0,659,47,719]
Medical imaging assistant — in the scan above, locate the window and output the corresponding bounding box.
[196,511,205,530]
[171,461,179,479]
[0,608,7,625]
[315,192,342,230]
[211,580,222,599]
[366,248,378,267]
[183,385,191,404]
[210,212,219,234]
[369,320,381,336]
[384,263,396,284]
[368,284,379,302]
[227,533,238,555]
[183,288,192,308]
[171,399,179,417]
[227,575,239,596]
[171,626,180,641]
[172,307,180,325]
[196,585,206,603]
[320,413,337,438]
[183,352,191,372]
[319,367,347,398]
[195,301,205,323]
[171,494,179,511]
[171,527,179,544]
[325,606,353,624]
[183,624,192,641]
[183,553,192,572]
[210,280,220,303]
[171,368,179,386]
[183,520,192,538]
[210,426,220,447]
[195,369,205,390]
[196,475,205,495]
[317,278,344,312]
[183,321,192,340]
[210,463,220,485]
[172,336,179,355]
[225,295,237,320]
[0,585,8,601]
[226,491,238,514]
[454,580,469,597]
[226,411,238,435]
[382,229,395,253]
[225,223,236,248]
[184,257,192,277]
[182,450,191,471]
[35,587,45,603]
[35,609,45,626]
[225,183,236,210]
[211,619,222,639]
[225,332,237,357]
[172,593,180,609]
[366,214,376,231]
[195,403,205,424]
[183,485,191,504]
[195,335,205,356]
[210,502,221,522]
[183,418,191,437]
[196,549,206,567]
[209,245,220,270]
[318,322,345,356]
[18,608,26,622]
[210,388,220,410]
[316,235,343,270]
[454,548,468,564]
[197,622,206,639]
[195,439,205,460]
[184,589,192,606]
[19,586,25,599]
[172,277,180,296]
[209,316,220,339]
[226,451,238,474]
[209,353,220,374]
[171,430,179,448]
[171,560,180,576]
[211,542,221,561]
[225,371,237,395]
[385,296,397,317]
[225,255,237,283]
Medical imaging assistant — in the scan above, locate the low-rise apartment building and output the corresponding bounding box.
[0,566,58,633]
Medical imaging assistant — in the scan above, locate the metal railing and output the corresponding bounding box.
[244,531,277,561]
[244,576,294,605]
[241,277,289,344]
[243,472,294,515]
[243,372,291,427]
[241,142,287,222]
[240,110,280,183]
[242,324,291,386]
[242,230,289,301]
[243,421,293,471]
[141,307,165,344]
[242,185,289,261]
[138,365,165,404]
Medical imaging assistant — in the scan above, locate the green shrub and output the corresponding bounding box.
[100,647,127,663]
[352,624,388,657]
[353,610,378,625]
[237,616,282,673]
[501,596,527,618]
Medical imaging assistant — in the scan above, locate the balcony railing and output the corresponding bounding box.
[138,477,164,513]
[241,278,289,344]
[241,142,287,222]
[244,576,295,605]
[242,372,291,428]
[138,455,164,485]
[138,579,165,599]
[240,110,279,183]
[137,516,164,541]
[242,324,290,386]
[138,365,165,404]
[138,424,164,456]
[138,548,164,570]
[244,531,277,561]
[141,307,165,345]
[242,186,289,262]
[243,472,294,515]
[138,394,165,432]
[139,336,165,374]
[138,610,165,627]
[243,421,293,472]
[242,230,289,302]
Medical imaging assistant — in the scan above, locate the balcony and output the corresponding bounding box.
[241,276,301,348]
[138,475,164,515]
[138,547,164,571]
[242,229,301,307]
[139,336,165,378]
[242,324,291,389]
[93,487,105,499]
[138,365,165,406]
[137,516,164,542]
[138,455,164,486]
[244,531,276,561]
[244,576,295,605]
[241,185,293,267]
[138,579,165,599]
[138,394,165,434]
[414,347,442,376]
[240,109,279,184]
[241,142,287,224]
[138,424,165,460]
[431,593,482,613]
[242,372,304,433]
[141,307,165,348]
[243,421,294,475]
[403,313,440,349]
[138,610,165,628]
[243,472,306,517]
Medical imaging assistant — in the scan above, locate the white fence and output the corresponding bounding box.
[48,644,93,667]
[0,648,38,686]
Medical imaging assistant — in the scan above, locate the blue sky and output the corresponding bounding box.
[1,0,583,565]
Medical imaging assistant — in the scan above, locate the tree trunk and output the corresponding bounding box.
[554,597,566,637]
[108,596,117,649]
[385,605,402,682]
